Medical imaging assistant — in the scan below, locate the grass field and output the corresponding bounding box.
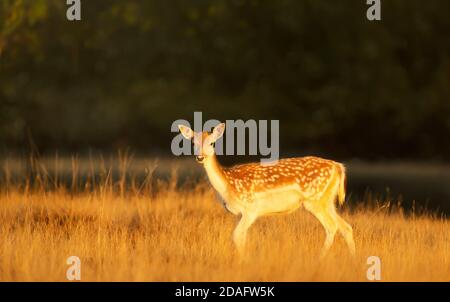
[0,155,448,281]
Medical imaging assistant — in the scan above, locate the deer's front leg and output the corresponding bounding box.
[232,213,257,255]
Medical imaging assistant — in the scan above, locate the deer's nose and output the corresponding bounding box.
[196,155,205,163]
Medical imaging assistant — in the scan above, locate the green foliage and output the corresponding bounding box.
[0,0,449,159]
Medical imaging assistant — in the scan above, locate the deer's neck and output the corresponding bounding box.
[203,154,228,197]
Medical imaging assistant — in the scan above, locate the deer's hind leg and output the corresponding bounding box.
[304,202,339,259]
[304,180,355,258]
[331,209,356,256]
[303,176,342,258]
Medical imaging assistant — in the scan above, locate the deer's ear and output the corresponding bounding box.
[212,123,226,141]
[178,124,194,139]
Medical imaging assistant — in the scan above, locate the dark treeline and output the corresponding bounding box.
[1,0,449,160]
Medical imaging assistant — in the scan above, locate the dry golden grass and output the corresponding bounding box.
[0,155,448,281]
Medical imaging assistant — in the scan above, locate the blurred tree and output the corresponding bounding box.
[0,0,449,160]
[0,0,48,142]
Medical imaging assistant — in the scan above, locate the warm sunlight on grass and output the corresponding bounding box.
[0,155,448,281]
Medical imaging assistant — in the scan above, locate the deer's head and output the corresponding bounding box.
[178,123,225,163]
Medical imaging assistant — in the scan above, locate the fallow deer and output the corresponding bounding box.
[178,123,355,258]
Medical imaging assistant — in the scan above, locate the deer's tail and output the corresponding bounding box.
[336,163,347,206]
